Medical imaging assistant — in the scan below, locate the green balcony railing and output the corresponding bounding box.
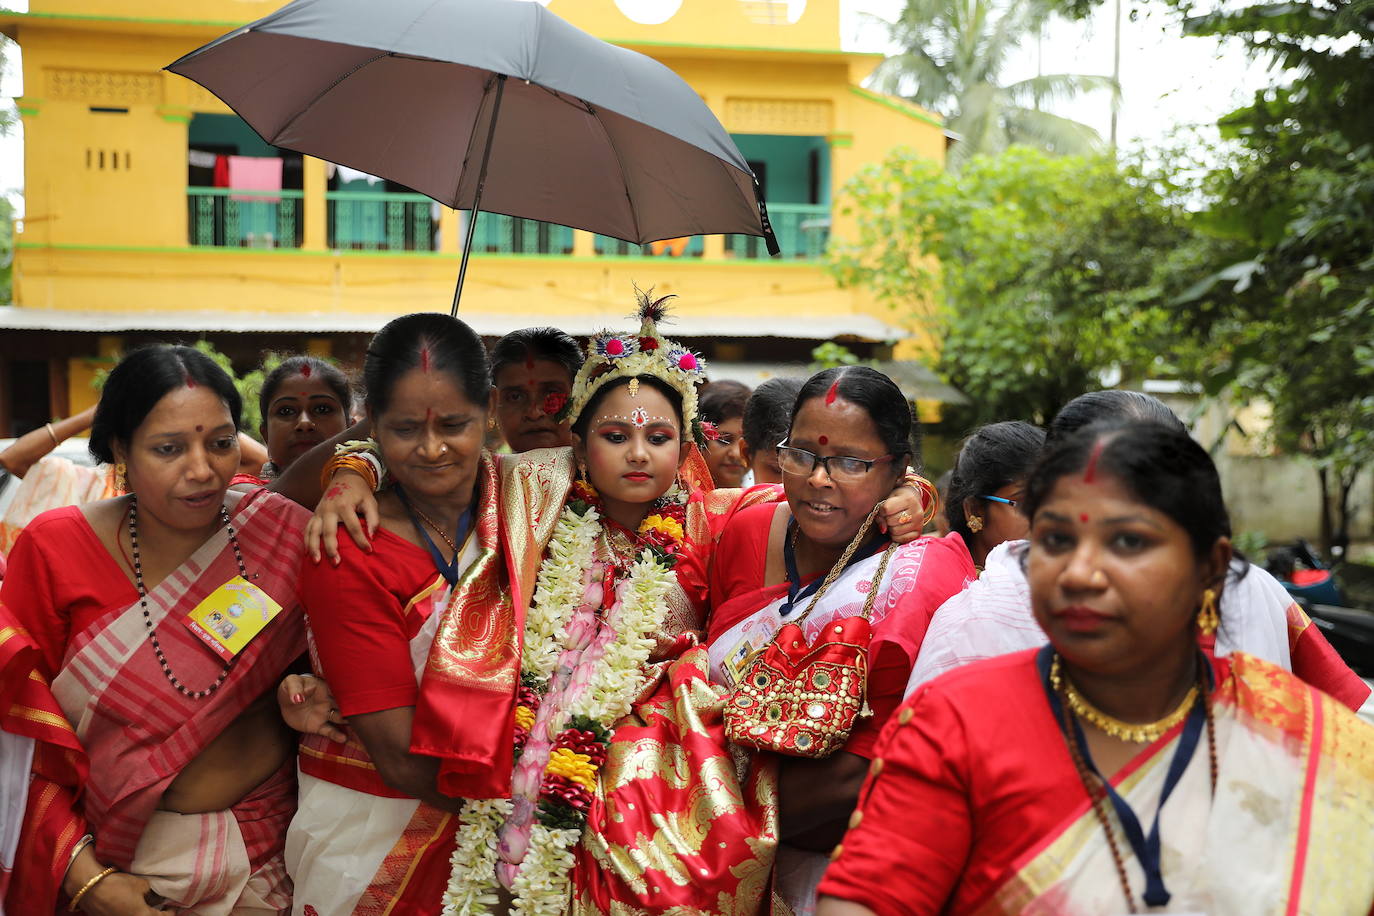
[328,191,438,251]
[188,187,304,248]
[728,203,829,260]
[468,213,574,255]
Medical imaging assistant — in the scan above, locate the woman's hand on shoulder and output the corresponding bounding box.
[277,673,348,743]
[304,470,379,564]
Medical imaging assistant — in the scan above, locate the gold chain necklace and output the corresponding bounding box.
[1050,655,1199,744]
[407,502,459,555]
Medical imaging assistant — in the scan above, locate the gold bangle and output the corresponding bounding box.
[45,422,60,447]
[67,865,117,912]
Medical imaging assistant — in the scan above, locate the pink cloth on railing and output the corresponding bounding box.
[228,156,283,202]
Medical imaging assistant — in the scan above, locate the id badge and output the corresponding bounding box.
[722,637,760,688]
[182,576,283,661]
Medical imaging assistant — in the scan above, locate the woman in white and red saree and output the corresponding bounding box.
[818,422,1374,916]
[1,346,315,915]
[705,367,972,916]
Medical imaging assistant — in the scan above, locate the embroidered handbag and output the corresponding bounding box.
[724,506,898,759]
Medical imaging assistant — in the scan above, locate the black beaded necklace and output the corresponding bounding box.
[128,495,243,699]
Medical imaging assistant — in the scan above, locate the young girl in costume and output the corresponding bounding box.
[288,297,934,915]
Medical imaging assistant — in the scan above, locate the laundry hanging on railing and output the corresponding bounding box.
[228,156,283,202]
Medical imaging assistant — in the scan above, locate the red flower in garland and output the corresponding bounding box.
[639,336,660,351]
[700,421,721,442]
[542,391,569,416]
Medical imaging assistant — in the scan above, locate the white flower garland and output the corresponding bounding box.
[440,501,676,915]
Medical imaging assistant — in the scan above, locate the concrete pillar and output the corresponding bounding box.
[303,157,328,251]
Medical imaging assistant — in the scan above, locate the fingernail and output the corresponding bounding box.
[291,693,304,704]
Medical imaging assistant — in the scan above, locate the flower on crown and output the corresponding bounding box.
[557,288,709,447]
[594,335,637,360]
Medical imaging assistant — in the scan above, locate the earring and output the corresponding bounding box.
[967,515,984,533]
[114,461,127,492]
[1197,588,1220,637]
[487,416,497,431]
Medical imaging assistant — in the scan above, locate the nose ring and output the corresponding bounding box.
[1089,570,1108,588]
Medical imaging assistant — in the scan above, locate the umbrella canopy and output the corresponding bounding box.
[167,0,778,251]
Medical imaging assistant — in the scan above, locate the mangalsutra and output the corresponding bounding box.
[129,495,240,699]
[1050,655,1198,743]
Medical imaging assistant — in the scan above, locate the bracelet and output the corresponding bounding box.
[64,835,95,875]
[320,439,386,494]
[68,865,117,912]
[901,471,940,528]
[45,422,60,447]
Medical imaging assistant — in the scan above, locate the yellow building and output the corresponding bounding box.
[0,0,952,433]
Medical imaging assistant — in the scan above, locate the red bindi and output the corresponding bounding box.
[196,425,204,432]
[1080,513,1090,523]
[300,364,312,378]
[824,380,840,406]
[1083,440,1105,484]
[818,435,829,445]
[425,408,434,422]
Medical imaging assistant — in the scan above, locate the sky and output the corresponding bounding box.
[0,0,1278,215]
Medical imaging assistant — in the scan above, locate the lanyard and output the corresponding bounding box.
[779,519,884,617]
[394,486,474,587]
[1037,646,1207,908]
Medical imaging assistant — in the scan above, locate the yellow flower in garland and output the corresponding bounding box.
[544,747,598,793]
[514,704,537,732]
[639,513,684,543]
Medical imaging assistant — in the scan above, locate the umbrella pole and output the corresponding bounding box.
[451,74,508,316]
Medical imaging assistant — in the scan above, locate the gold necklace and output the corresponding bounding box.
[1050,655,1199,744]
[407,502,459,555]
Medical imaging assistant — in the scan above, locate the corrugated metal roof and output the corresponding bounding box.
[0,307,904,341]
[705,360,969,405]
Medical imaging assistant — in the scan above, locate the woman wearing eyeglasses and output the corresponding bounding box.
[705,367,975,916]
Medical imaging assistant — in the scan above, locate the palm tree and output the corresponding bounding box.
[872,0,1118,169]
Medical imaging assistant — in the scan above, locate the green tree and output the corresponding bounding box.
[1171,0,1374,553]
[830,146,1203,424]
[871,0,1117,169]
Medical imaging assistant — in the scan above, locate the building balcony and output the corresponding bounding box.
[186,188,827,260]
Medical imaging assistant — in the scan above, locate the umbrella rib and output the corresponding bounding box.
[586,104,643,246]
[270,50,391,146]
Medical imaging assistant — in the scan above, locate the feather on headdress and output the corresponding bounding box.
[558,289,709,446]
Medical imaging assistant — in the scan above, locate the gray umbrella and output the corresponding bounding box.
[167,0,779,314]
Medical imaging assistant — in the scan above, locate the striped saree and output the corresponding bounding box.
[0,487,309,914]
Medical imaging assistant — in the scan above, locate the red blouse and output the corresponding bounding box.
[301,527,445,717]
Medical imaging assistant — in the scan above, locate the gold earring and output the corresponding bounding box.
[967,515,983,533]
[1197,588,1219,637]
[114,461,127,492]
[487,416,497,431]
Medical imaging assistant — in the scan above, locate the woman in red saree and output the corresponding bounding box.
[817,421,1374,916]
[706,367,974,916]
[0,346,319,915]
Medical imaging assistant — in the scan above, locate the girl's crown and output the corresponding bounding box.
[558,290,710,446]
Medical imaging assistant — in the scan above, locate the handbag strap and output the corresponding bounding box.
[792,503,900,627]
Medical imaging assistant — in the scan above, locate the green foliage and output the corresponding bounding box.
[94,342,284,434]
[809,341,865,369]
[0,196,12,305]
[1167,0,1374,551]
[830,146,1206,424]
[871,0,1117,168]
